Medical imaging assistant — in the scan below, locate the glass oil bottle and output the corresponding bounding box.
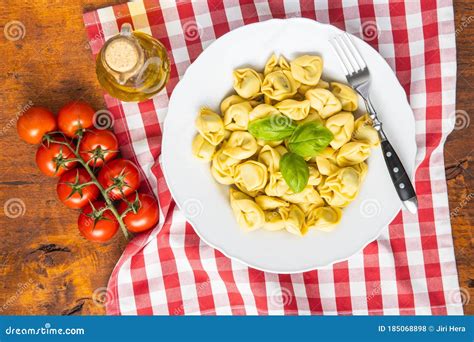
[96,23,170,102]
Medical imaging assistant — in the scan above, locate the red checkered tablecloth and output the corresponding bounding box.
[83,0,463,315]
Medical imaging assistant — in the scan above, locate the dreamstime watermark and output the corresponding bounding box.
[92,287,114,308]
[182,20,203,42]
[286,10,302,19]
[270,113,293,130]
[448,287,470,306]
[0,278,34,313]
[182,198,204,219]
[360,21,380,42]
[450,192,473,218]
[451,110,470,131]
[269,287,293,308]
[455,15,474,36]
[92,109,114,130]
[0,100,34,137]
[173,278,211,315]
[359,199,381,218]
[4,323,85,336]
[84,30,103,51]
[3,198,26,219]
[4,20,26,41]
[366,283,381,303]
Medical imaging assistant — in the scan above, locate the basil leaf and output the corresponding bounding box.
[280,152,309,193]
[288,122,334,158]
[248,114,296,141]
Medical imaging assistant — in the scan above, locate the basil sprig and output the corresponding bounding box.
[280,152,309,193]
[248,114,297,141]
[288,122,334,158]
[249,117,333,192]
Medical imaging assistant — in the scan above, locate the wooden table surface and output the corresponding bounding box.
[0,1,472,315]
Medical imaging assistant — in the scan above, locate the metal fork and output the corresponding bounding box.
[330,33,418,214]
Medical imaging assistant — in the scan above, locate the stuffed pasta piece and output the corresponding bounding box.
[261,70,299,101]
[305,88,342,118]
[290,55,323,85]
[353,114,380,147]
[229,188,265,231]
[195,108,226,146]
[234,161,268,197]
[233,68,263,99]
[318,167,362,207]
[331,82,358,112]
[325,112,355,150]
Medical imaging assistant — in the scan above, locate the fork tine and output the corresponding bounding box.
[330,37,354,76]
[340,34,364,72]
[336,35,362,74]
[342,33,367,70]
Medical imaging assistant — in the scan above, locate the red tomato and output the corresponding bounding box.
[97,159,140,200]
[56,168,100,209]
[57,101,95,137]
[17,107,57,144]
[79,129,119,168]
[118,193,159,233]
[78,201,118,242]
[35,136,77,177]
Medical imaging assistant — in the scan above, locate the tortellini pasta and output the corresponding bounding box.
[249,104,279,121]
[223,131,258,160]
[281,185,324,205]
[262,210,286,231]
[314,147,340,176]
[274,99,311,120]
[305,88,342,119]
[307,165,323,186]
[258,145,285,172]
[290,55,323,85]
[297,109,324,125]
[351,162,368,181]
[325,112,355,150]
[234,161,268,196]
[193,54,380,235]
[229,189,265,231]
[255,195,289,210]
[211,149,240,184]
[263,54,291,75]
[305,206,342,231]
[261,70,299,101]
[195,108,226,146]
[265,172,290,197]
[279,204,306,235]
[192,134,216,161]
[331,82,358,112]
[353,114,380,147]
[224,102,252,131]
[318,167,361,207]
[233,68,263,99]
[220,95,246,114]
[336,142,371,167]
[264,54,278,76]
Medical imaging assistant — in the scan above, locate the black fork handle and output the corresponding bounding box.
[381,138,417,210]
[367,100,418,213]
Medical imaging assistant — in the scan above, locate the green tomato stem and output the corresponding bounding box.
[78,159,132,241]
[50,136,132,241]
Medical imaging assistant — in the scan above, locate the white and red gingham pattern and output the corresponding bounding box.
[83,0,463,315]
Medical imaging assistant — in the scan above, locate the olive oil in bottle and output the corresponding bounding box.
[96,23,170,102]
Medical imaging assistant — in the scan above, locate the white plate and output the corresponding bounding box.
[162,18,416,273]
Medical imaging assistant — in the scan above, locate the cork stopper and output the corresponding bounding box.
[104,37,140,73]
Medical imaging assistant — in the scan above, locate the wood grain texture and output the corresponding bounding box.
[0,1,472,315]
